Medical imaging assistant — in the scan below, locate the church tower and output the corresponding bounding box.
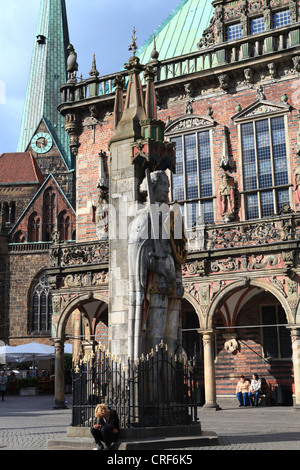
[17,0,72,178]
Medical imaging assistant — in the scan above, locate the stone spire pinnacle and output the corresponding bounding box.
[109,29,146,143]
[144,65,157,121]
[90,54,99,77]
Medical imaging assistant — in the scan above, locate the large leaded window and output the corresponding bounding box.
[241,115,290,220]
[170,130,214,227]
[31,274,52,333]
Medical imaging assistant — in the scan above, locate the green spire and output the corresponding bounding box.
[17,0,71,168]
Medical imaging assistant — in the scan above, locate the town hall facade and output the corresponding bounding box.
[1,0,300,409]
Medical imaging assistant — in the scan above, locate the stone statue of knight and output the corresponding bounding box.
[128,169,187,360]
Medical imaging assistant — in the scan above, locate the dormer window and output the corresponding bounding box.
[273,10,291,28]
[37,35,46,44]
[250,17,265,35]
[226,23,242,41]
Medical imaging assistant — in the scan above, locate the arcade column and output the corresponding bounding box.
[199,329,220,410]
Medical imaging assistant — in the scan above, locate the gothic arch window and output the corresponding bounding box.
[1,202,9,228]
[166,116,215,228]
[31,274,52,333]
[58,210,70,241]
[28,212,41,242]
[9,202,15,224]
[43,187,56,241]
[12,230,26,244]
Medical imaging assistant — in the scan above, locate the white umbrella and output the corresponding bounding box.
[0,345,19,364]
[9,342,55,363]
[64,343,73,354]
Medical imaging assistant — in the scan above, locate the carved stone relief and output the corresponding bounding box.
[269,276,287,297]
[165,115,214,135]
[211,257,241,272]
[247,254,279,270]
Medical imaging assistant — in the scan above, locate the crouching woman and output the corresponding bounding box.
[91,403,120,450]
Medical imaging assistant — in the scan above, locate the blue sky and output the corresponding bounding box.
[0,0,182,154]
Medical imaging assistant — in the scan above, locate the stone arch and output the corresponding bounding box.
[206,278,293,329]
[183,291,203,326]
[181,294,203,362]
[56,292,109,340]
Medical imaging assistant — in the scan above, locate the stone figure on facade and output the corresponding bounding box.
[294,166,300,206]
[67,44,78,83]
[95,150,109,240]
[218,172,235,221]
[128,170,187,360]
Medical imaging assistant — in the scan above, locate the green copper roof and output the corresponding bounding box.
[17,0,71,168]
[137,0,213,63]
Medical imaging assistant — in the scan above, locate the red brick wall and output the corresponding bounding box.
[75,77,300,240]
[215,292,293,402]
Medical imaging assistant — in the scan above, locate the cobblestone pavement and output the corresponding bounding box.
[198,406,300,450]
[0,394,300,451]
[0,394,72,451]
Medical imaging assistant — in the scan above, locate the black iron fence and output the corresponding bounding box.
[72,342,200,428]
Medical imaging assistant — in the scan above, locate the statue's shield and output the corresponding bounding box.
[167,204,188,265]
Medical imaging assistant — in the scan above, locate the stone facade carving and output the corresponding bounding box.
[50,242,109,268]
[165,115,214,134]
[184,282,200,303]
[224,336,240,354]
[62,274,88,288]
[92,271,109,286]
[247,254,279,270]
[269,276,286,297]
[219,126,233,171]
[211,257,241,272]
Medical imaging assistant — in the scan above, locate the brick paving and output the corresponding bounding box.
[0,394,300,450]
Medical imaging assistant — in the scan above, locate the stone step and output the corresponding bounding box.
[47,431,218,451]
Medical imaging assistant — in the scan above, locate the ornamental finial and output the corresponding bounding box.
[128,27,138,56]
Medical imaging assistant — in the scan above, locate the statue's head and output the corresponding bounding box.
[140,170,170,203]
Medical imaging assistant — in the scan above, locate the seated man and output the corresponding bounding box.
[91,403,120,450]
[236,375,250,407]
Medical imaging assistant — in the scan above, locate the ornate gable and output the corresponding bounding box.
[9,174,76,244]
[165,114,215,135]
[232,98,290,122]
